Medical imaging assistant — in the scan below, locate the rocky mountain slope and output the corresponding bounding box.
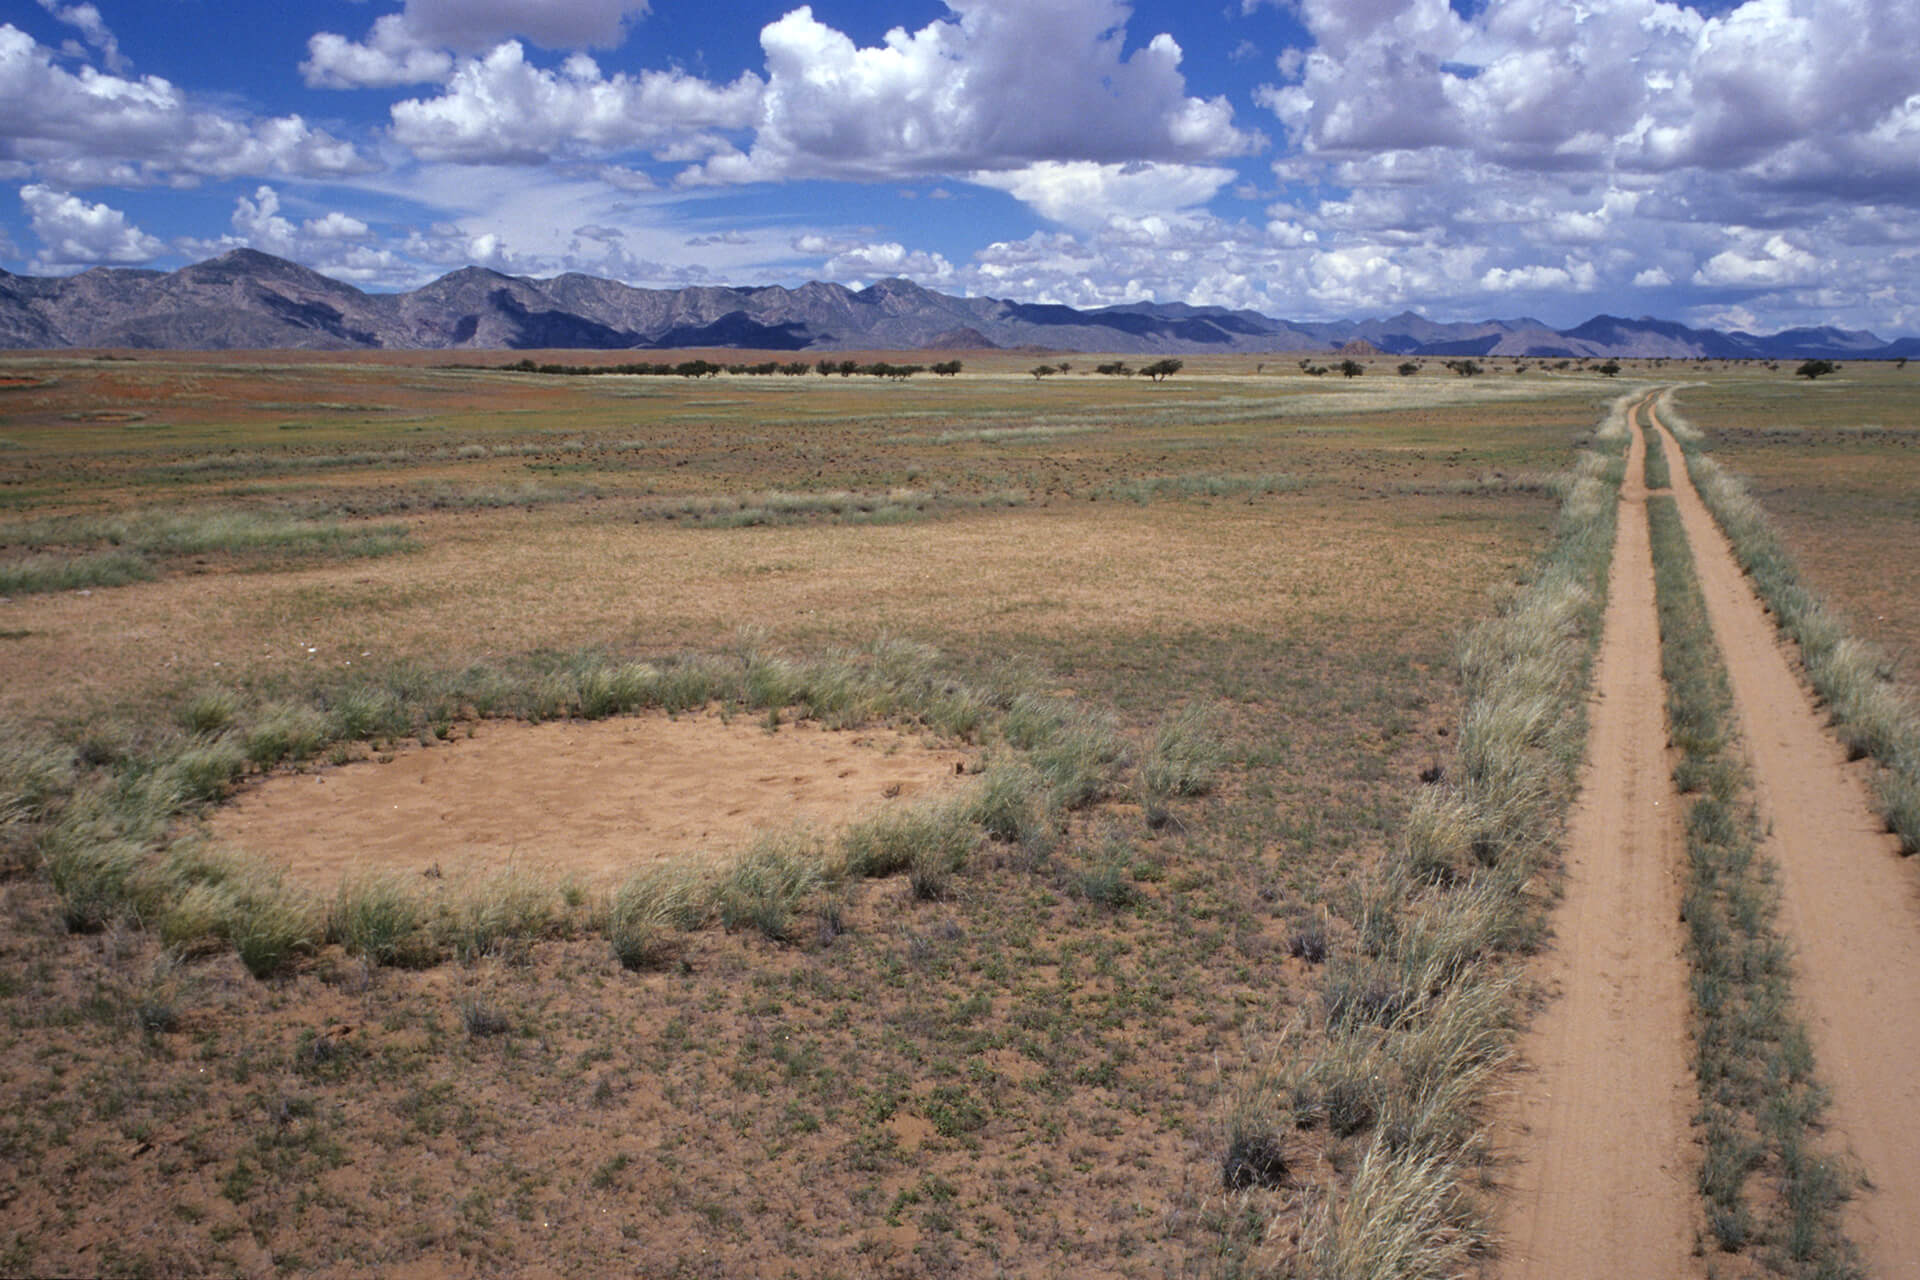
[2,248,1911,358]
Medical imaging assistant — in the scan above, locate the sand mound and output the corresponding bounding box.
[208,714,973,888]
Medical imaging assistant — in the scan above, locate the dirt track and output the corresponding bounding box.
[1649,399,1920,1278]
[1491,400,1699,1279]
[1497,394,1920,1277]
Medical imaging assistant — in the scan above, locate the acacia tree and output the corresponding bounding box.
[1141,358,1184,382]
[1796,359,1838,380]
[1339,359,1364,378]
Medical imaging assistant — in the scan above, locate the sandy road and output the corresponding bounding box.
[1491,398,1700,1280]
[1649,398,1920,1279]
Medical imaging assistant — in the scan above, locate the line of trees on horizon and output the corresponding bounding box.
[489,358,965,379]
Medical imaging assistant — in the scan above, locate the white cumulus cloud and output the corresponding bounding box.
[1692,232,1822,287]
[389,42,761,163]
[0,24,373,184]
[820,240,956,285]
[304,0,653,88]
[680,0,1259,186]
[20,182,162,270]
[968,161,1236,231]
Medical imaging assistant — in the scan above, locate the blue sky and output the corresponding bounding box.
[3,0,1917,335]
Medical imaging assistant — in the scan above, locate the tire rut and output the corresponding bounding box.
[1490,397,1700,1279]
[1650,398,1920,1279]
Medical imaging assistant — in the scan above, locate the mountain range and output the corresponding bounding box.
[3,249,1915,360]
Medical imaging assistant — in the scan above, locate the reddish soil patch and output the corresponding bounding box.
[1491,396,1700,1279]
[207,714,974,888]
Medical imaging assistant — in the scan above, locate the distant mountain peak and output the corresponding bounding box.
[0,249,1907,357]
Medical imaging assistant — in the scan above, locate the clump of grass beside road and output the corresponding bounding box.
[1647,495,1859,1274]
[1233,395,1631,1277]
[1662,392,1920,856]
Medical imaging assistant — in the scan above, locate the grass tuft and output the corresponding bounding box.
[330,874,432,968]
[713,836,823,943]
[608,863,707,970]
[1141,703,1226,804]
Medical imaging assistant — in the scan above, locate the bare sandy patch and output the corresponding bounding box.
[206,713,973,889]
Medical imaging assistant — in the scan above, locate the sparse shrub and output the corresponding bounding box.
[135,987,180,1034]
[1321,957,1417,1030]
[461,999,512,1037]
[1286,912,1331,964]
[1221,1128,1289,1190]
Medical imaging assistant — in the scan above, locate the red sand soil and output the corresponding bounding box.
[1490,395,1700,1279]
[207,713,974,889]
[1651,401,1920,1279]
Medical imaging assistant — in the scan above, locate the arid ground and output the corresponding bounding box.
[1,352,1915,1277]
